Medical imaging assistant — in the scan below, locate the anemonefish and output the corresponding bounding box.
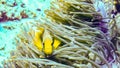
[33,28,61,56]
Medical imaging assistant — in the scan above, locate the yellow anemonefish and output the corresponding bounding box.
[33,28,61,56]
[43,29,53,55]
[33,28,44,51]
[53,38,61,49]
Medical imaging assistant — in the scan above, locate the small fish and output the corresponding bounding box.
[43,29,53,55]
[53,38,61,49]
[33,28,44,51]
[33,28,61,56]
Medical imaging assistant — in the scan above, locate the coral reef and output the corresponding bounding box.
[0,0,50,22]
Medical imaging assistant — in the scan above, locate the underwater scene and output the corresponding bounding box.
[0,0,120,68]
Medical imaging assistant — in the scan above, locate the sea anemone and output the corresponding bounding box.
[3,17,110,68]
